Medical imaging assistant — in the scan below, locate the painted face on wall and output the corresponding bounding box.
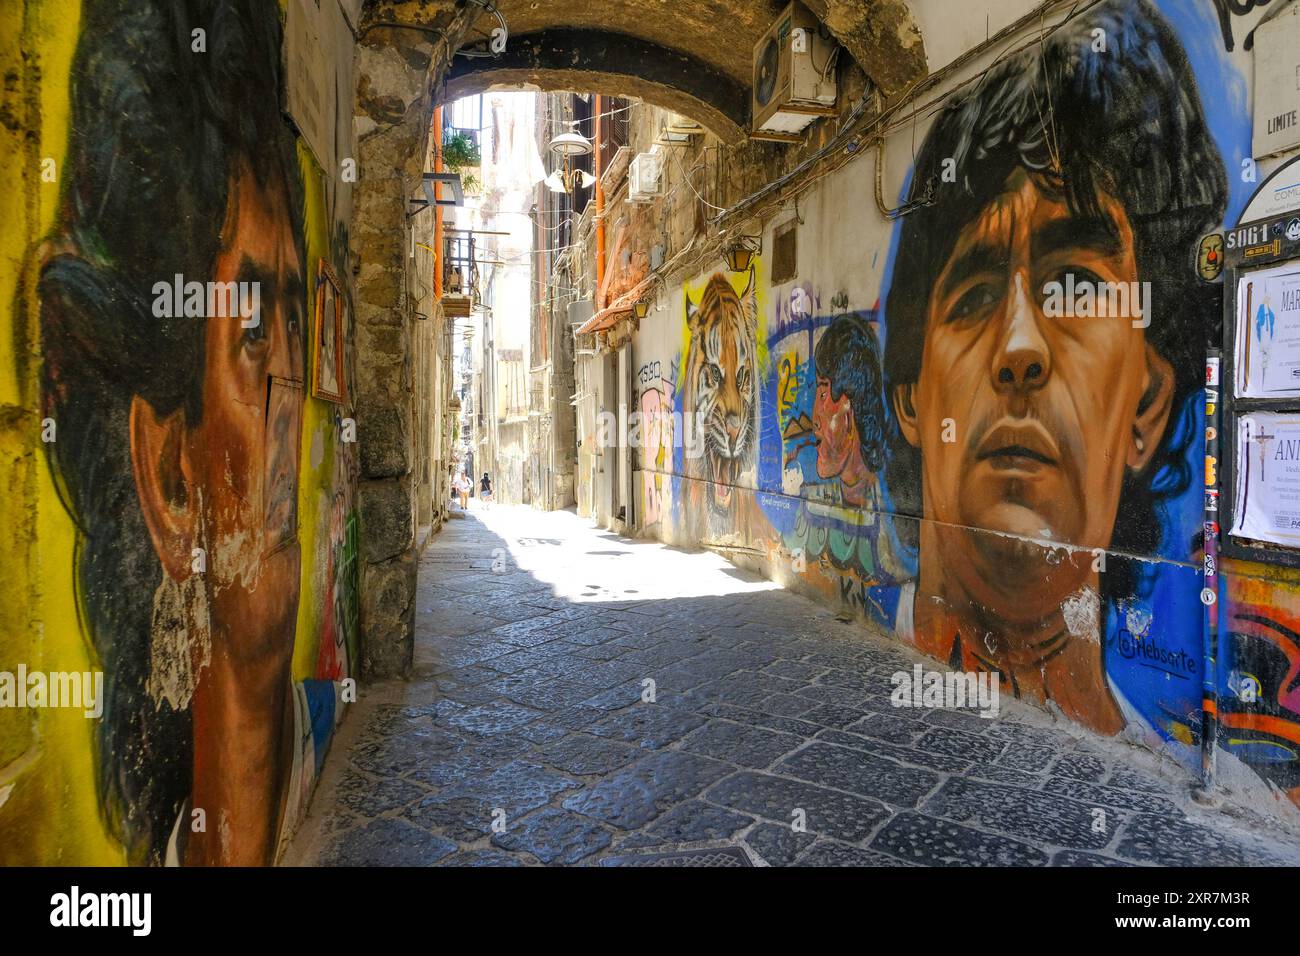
[196,170,304,659]
[641,387,664,465]
[684,273,757,515]
[130,165,304,864]
[813,376,858,481]
[898,169,1172,619]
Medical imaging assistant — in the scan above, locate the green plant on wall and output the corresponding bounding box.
[441,131,480,172]
[441,131,480,194]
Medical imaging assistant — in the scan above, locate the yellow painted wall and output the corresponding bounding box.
[0,0,126,865]
[0,0,359,864]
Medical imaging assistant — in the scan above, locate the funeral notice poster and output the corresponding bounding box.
[1234,262,1300,397]
[1232,413,1300,546]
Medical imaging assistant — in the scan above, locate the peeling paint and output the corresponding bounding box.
[1062,587,1101,644]
[146,573,210,712]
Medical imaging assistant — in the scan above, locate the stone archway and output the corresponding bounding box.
[349,13,474,678]
[444,29,751,143]
[347,0,928,676]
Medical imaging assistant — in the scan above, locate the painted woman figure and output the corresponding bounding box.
[784,313,913,613]
[38,0,308,864]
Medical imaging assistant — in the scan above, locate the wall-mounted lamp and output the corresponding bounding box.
[544,167,597,194]
[723,236,761,273]
[543,170,567,193]
[548,121,592,157]
[632,299,650,320]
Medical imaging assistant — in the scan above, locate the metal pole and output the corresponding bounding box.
[1198,348,1223,799]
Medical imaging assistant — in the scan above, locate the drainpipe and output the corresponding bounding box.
[433,106,444,299]
[594,95,606,306]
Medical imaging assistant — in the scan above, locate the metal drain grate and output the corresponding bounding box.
[598,847,752,867]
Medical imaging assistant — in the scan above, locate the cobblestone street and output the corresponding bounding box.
[285,506,1300,867]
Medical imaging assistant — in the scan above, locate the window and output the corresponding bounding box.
[598,97,631,178]
[772,220,798,284]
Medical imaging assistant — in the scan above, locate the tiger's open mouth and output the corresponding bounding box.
[709,450,741,511]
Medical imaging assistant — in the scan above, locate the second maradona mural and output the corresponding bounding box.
[632,0,1300,811]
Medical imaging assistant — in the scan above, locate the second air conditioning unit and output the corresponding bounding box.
[628,147,663,203]
[752,1,838,139]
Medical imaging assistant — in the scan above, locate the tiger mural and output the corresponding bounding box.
[681,271,758,538]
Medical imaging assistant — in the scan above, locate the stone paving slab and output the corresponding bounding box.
[285,505,1300,867]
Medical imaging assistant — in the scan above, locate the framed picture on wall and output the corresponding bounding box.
[314,258,346,403]
[263,376,303,555]
[1219,211,1300,569]
[1232,261,1300,399]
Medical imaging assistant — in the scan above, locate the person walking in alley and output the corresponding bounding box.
[454,471,471,510]
[480,472,494,508]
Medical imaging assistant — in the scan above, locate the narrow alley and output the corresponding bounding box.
[285,506,1300,867]
[14,0,1300,928]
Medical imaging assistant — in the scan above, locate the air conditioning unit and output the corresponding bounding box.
[752,1,838,139]
[628,148,663,203]
[657,117,703,147]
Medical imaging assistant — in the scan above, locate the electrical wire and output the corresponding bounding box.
[665,148,726,214]
[711,0,1103,228]
[454,0,509,57]
[480,209,575,234]
[492,241,579,264]
[543,99,639,131]
[533,216,575,233]
[822,45,841,83]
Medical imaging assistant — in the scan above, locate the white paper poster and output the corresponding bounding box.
[1234,261,1300,397]
[285,0,329,171]
[284,0,357,231]
[1232,412,1300,547]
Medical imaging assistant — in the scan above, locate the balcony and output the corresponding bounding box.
[440,234,478,318]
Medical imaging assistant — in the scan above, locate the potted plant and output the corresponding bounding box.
[441,131,480,172]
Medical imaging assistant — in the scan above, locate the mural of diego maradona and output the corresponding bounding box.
[881,0,1225,734]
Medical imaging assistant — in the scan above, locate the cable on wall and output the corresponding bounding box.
[710,0,1104,229]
